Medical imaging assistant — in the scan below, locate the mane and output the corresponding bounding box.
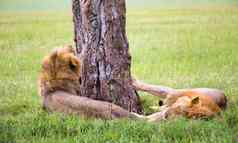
[39,77,81,96]
[38,46,81,97]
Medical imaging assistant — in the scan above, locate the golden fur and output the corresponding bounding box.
[132,79,227,109]
[38,46,223,122]
[38,45,138,119]
[38,45,81,97]
[147,92,221,122]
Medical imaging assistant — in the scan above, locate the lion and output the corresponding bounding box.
[146,92,222,122]
[38,45,224,122]
[132,79,225,122]
[38,45,139,119]
[132,79,227,109]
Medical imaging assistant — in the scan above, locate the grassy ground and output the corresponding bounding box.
[0,2,238,143]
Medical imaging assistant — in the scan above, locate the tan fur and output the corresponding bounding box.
[178,88,227,109]
[147,92,221,122]
[38,46,223,122]
[38,45,81,97]
[132,79,227,109]
[38,45,138,119]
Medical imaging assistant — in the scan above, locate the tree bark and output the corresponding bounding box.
[72,0,143,113]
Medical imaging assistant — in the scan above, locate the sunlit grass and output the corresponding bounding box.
[0,5,238,143]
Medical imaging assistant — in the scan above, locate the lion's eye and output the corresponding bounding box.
[69,62,77,71]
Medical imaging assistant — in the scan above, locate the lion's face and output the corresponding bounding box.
[168,94,221,118]
[39,45,81,96]
[41,46,81,82]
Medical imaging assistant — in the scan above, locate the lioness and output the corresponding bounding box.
[132,79,227,109]
[147,92,222,122]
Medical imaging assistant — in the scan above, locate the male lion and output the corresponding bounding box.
[38,45,138,119]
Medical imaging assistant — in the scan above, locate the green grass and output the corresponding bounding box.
[1,0,238,11]
[1,1,238,143]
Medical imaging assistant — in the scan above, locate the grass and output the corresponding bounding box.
[1,1,238,143]
[1,0,238,11]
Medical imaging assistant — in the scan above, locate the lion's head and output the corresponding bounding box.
[39,45,81,96]
[165,93,222,119]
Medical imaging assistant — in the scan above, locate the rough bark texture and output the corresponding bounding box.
[72,0,143,113]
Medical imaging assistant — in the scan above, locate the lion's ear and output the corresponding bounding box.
[191,96,200,105]
[64,45,75,54]
[49,50,58,61]
[42,50,57,69]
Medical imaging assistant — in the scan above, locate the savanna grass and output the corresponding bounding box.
[0,2,238,143]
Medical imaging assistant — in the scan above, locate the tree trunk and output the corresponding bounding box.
[72,0,143,113]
